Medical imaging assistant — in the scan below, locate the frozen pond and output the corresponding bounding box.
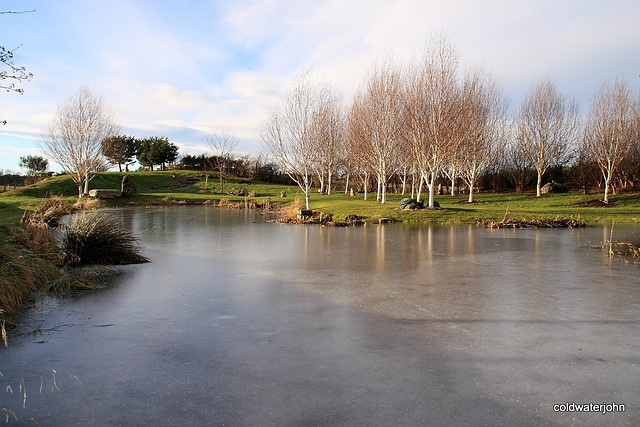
[1,206,639,426]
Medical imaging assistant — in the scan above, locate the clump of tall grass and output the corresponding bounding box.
[42,266,114,294]
[0,243,60,320]
[22,194,69,227]
[10,223,64,263]
[72,197,104,211]
[280,198,302,219]
[61,212,149,266]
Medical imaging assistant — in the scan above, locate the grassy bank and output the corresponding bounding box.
[1,170,639,226]
[0,181,153,327]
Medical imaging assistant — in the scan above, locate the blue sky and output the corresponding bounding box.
[1,0,639,173]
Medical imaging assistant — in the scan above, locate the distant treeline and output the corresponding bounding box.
[0,173,25,188]
[176,153,640,195]
[177,154,295,185]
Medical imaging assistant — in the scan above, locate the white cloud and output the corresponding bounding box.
[2,0,640,172]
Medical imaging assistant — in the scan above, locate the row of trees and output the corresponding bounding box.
[262,36,640,209]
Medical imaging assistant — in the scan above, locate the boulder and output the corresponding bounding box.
[121,175,137,197]
[88,189,122,199]
[344,214,363,225]
[541,181,568,194]
[297,209,313,219]
[400,198,424,210]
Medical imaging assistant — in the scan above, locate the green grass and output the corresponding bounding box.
[310,190,640,225]
[1,171,639,227]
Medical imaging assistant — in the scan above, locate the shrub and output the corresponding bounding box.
[62,212,149,266]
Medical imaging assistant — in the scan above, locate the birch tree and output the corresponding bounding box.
[261,72,326,210]
[458,68,507,202]
[40,87,118,197]
[351,59,404,204]
[403,35,460,207]
[312,92,344,195]
[583,78,637,203]
[347,97,378,200]
[516,80,578,197]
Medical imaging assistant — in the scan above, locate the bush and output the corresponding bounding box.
[62,212,149,266]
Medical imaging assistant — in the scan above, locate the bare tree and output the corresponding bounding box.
[458,68,507,202]
[502,125,534,193]
[1,10,34,96]
[351,59,404,204]
[516,79,579,197]
[348,89,382,201]
[583,78,637,203]
[1,9,35,125]
[311,91,344,195]
[403,35,460,207]
[40,87,119,197]
[261,71,327,210]
[442,150,463,196]
[206,132,238,194]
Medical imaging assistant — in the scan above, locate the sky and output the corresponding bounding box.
[1,0,639,173]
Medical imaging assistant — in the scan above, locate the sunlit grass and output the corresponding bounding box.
[1,171,639,227]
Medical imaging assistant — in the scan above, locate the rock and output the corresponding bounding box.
[400,198,424,209]
[227,188,249,196]
[88,189,122,199]
[297,209,313,219]
[541,181,568,194]
[344,214,363,225]
[121,175,137,197]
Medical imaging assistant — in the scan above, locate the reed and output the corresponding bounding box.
[279,198,302,219]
